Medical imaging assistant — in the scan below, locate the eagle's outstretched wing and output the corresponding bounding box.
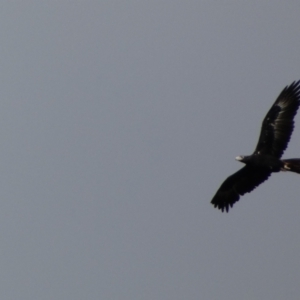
[254,81,300,158]
[211,166,271,212]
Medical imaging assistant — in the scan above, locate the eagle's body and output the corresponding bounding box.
[211,81,300,212]
[236,154,283,171]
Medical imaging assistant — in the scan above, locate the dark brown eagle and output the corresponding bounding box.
[211,80,300,212]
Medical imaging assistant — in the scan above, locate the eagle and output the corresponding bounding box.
[211,80,300,212]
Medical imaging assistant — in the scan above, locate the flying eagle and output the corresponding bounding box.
[211,80,300,212]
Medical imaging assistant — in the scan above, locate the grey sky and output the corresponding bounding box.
[0,2,300,299]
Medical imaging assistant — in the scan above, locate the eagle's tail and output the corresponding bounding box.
[282,159,300,174]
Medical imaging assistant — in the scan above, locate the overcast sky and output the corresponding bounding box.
[0,2,300,299]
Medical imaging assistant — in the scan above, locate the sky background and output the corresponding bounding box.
[0,2,300,299]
